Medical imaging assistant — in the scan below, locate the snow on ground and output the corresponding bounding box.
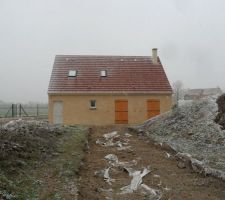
[139,96,225,179]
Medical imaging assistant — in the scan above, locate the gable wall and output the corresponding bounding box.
[48,94,172,125]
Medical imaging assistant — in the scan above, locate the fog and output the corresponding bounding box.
[0,0,225,103]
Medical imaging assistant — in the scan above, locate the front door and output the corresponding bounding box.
[53,101,63,124]
[147,99,160,119]
[115,100,128,124]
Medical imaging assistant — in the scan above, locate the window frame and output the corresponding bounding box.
[68,70,77,77]
[89,100,96,109]
[100,70,107,77]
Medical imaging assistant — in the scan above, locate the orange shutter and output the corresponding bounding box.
[147,100,160,119]
[115,100,128,124]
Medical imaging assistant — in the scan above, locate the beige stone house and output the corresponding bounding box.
[48,49,172,125]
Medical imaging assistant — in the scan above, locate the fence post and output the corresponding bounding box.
[0,119,2,133]
[19,104,21,117]
[12,104,17,117]
[37,104,39,116]
[12,104,15,117]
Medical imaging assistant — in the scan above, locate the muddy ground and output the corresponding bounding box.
[78,126,225,200]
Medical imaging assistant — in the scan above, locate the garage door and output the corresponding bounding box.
[115,100,128,124]
[147,100,160,119]
[53,101,63,124]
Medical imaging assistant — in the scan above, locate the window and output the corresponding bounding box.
[100,70,107,77]
[90,100,96,109]
[68,70,77,77]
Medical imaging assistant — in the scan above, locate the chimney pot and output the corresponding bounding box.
[152,48,158,64]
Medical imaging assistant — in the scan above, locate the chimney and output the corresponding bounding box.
[152,48,158,64]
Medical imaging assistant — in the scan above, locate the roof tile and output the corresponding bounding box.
[48,55,172,94]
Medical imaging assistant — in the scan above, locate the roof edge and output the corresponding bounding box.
[48,91,172,95]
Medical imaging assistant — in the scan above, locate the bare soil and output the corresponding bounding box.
[78,126,225,200]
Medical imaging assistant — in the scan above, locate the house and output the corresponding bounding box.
[184,88,222,100]
[48,49,172,125]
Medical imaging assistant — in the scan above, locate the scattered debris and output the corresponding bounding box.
[96,138,115,147]
[124,133,132,137]
[104,167,115,185]
[99,131,158,198]
[103,131,118,140]
[3,118,23,131]
[96,139,104,145]
[120,167,151,194]
[104,153,137,169]
[115,141,123,148]
[141,183,162,199]
[2,119,64,134]
[117,146,132,151]
[95,131,171,200]
[162,186,171,191]
[165,152,171,158]
[95,167,115,185]
[97,188,113,193]
[96,131,133,151]
[105,154,119,163]
[79,126,225,200]
[123,167,136,176]
[94,169,106,177]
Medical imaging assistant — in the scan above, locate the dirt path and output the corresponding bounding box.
[78,126,225,200]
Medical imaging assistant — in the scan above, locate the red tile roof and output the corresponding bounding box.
[48,55,172,94]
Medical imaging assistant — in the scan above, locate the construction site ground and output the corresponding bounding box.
[78,125,225,200]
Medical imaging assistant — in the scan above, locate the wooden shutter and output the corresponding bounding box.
[115,100,128,124]
[147,100,160,119]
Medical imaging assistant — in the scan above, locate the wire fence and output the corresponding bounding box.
[0,104,48,118]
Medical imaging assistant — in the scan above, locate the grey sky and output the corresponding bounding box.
[0,0,225,103]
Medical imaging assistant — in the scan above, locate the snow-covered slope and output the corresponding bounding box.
[139,96,225,178]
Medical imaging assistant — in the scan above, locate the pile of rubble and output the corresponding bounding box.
[138,95,225,180]
[0,119,65,170]
[1,118,63,134]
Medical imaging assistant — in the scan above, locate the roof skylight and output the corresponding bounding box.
[68,70,77,77]
[100,70,107,77]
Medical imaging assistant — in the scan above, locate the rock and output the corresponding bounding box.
[215,93,225,129]
[105,154,118,163]
[177,161,186,169]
